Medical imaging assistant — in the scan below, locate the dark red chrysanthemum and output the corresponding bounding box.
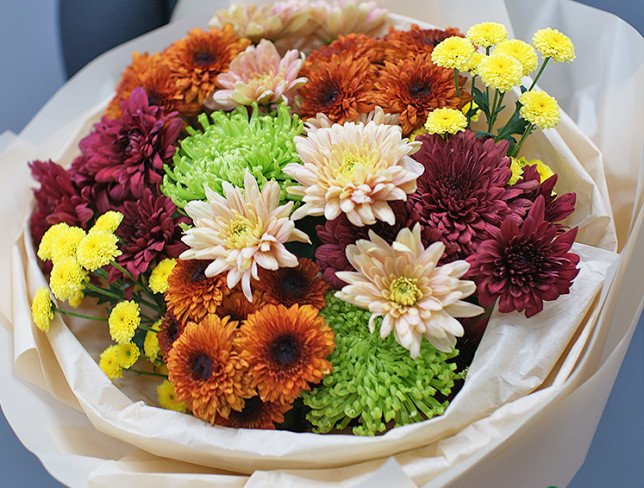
[29,160,94,244]
[409,131,523,262]
[383,25,463,62]
[315,201,427,288]
[112,188,188,279]
[510,165,576,224]
[467,196,580,318]
[79,87,182,201]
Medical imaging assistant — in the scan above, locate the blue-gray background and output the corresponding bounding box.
[0,1,641,486]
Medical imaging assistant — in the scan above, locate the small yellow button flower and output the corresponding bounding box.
[467,51,484,75]
[425,108,468,135]
[149,258,177,294]
[509,157,555,185]
[494,39,538,75]
[31,288,54,332]
[68,291,85,309]
[478,52,524,92]
[76,230,121,271]
[431,36,475,71]
[49,256,87,303]
[462,102,481,122]
[157,380,188,413]
[115,342,140,369]
[50,226,86,263]
[91,211,124,233]
[144,320,162,363]
[108,300,141,344]
[532,28,575,62]
[99,345,123,380]
[467,22,508,48]
[37,223,69,261]
[519,90,560,129]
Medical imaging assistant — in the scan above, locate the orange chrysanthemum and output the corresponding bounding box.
[374,53,470,135]
[158,310,185,359]
[216,288,267,323]
[163,26,251,116]
[215,396,292,430]
[168,315,253,423]
[107,52,178,119]
[237,304,335,405]
[383,25,463,62]
[255,258,328,309]
[298,55,376,124]
[303,33,385,76]
[165,259,231,325]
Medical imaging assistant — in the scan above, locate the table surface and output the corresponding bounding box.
[0,0,642,486]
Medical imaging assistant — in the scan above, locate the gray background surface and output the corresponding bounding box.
[0,1,642,486]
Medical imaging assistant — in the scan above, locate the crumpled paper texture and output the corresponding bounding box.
[0,0,641,486]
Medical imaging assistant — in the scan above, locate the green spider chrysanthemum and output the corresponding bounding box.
[161,103,303,209]
[302,295,461,436]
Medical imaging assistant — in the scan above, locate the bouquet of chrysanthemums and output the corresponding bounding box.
[29,0,583,436]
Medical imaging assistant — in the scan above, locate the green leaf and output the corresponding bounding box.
[472,86,490,116]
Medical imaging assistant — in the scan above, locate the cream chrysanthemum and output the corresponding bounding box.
[181,171,310,301]
[478,52,524,92]
[431,36,475,71]
[519,90,560,128]
[532,28,575,62]
[311,0,390,42]
[91,211,124,233]
[494,39,538,75]
[304,106,399,133]
[76,230,121,271]
[149,258,176,294]
[467,22,508,48]
[31,288,54,332]
[336,224,484,357]
[210,40,306,110]
[284,121,423,227]
[424,108,468,135]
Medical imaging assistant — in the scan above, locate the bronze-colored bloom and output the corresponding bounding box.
[299,55,376,124]
[163,26,251,117]
[215,396,292,430]
[303,33,385,76]
[383,25,463,62]
[255,258,328,309]
[374,53,470,135]
[165,259,231,325]
[237,304,335,405]
[216,289,267,323]
[158,310,185,359]
[167,315,253,423]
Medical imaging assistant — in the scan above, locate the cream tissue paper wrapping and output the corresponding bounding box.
[0,0,642,487]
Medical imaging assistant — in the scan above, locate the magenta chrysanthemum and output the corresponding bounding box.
[315,201,426,288]
[410,131,522,261]
[467,196,580,318]
[113,189,188,279]
[29,160,93,244]
[79,87,182,202]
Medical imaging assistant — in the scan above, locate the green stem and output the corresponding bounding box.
[84,282,122,301]
[510,123,534,157]
[111,262,138,284]
[134,293,163,313]
[487,90,499,132]
[454,68,460,97]
[56,307,106,322]
[529,57,550,90]
[127,368,167,378]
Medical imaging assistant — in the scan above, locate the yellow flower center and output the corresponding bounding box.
[338,153,367,176]
[224,214,259,249]
[389,277,423,307]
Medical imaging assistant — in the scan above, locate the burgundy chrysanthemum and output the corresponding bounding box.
[69,155,129,214]
[79,87,181,202]
[112,188,188,279]
[29,160,94,244]
[510,165,577,224]
[409,131,523,262]
[315,201,427,288]
[467,196,580,318]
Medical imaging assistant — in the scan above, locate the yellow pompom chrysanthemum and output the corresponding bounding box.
[149,258,177,294]
[76,230,121,271]
[157,380,188,413]
[532,28,575,63]
[425,108,468,135]
[509,157,555,185]
[494,39,538,75]
[37,223,69,261]
[115,342,140,369]
[462,101,481,122]
[519,90,560,129]
[99,345,123,380]
[91,211,124,233]
[50,226,86,263]
[108,300,141,344]
[31,288,54,332]
[467,51,484,75]
[431,36,475,71]
[144,320,162,363]
[49,256,87,302]
[68,291,85,309]
[467,22,508,48]
[478,52,524,92]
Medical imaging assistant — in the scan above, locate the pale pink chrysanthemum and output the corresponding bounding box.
[284,121,424,227]
[304,106,400,133]
[209,40,307,110]
[336,224,484,357]
[310,0,390,42]
[180,172,310,301]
